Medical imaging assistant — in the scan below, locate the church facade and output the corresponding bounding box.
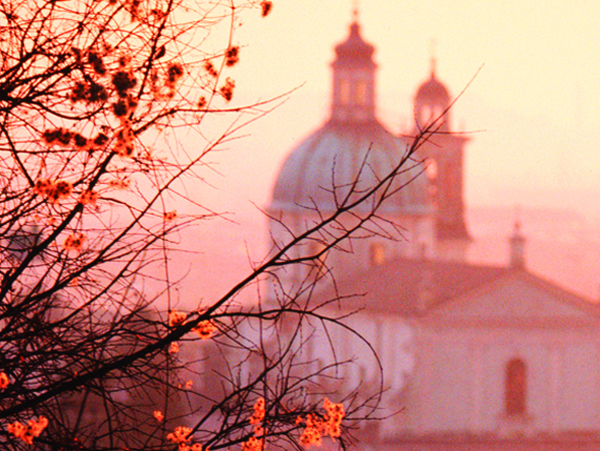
[268,14,600,451]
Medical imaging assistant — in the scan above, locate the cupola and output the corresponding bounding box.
[414,59,451,132]
[330,13,377,123]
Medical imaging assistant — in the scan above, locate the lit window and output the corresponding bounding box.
[370,242,385,266]
[418,106,432,126]
[505,358,527,416]
[355,80,368,105]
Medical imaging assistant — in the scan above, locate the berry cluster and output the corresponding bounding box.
[33,179,73,204]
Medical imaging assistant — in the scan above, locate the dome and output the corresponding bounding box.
[271,121,431,216]
[415,72,450,103]
[414,66,452,132]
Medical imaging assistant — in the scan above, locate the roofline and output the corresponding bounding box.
[423,267,599,319]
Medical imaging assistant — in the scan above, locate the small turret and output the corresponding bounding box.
[509,221,526,270]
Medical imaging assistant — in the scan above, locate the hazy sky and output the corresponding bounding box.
[200,0,600,222]
[176,0,600,302]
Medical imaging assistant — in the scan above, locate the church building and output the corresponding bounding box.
[268,13,600,451]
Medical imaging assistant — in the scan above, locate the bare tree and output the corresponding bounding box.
[0,1,435,450]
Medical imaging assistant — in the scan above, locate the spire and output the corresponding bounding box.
[352,0,359,23]
[509,218,526,270]
[429,39,437,79]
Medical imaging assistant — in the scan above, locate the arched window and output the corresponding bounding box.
[355,80,368,105]
[425,159,438,180]
[418,105,433,127]
[426,159,439,207]
[505,358,527,416]
[338,79,350,105]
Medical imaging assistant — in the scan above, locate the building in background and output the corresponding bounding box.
[268,13,600,451]
[413,62,471,262]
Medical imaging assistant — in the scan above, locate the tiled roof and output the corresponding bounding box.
[319,257,577,316]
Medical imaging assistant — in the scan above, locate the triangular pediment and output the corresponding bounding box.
[429,272,600,324]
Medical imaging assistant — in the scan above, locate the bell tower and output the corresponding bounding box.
[413,59,471,261]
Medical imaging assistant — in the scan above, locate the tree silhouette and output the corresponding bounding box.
[0,1,433,450]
